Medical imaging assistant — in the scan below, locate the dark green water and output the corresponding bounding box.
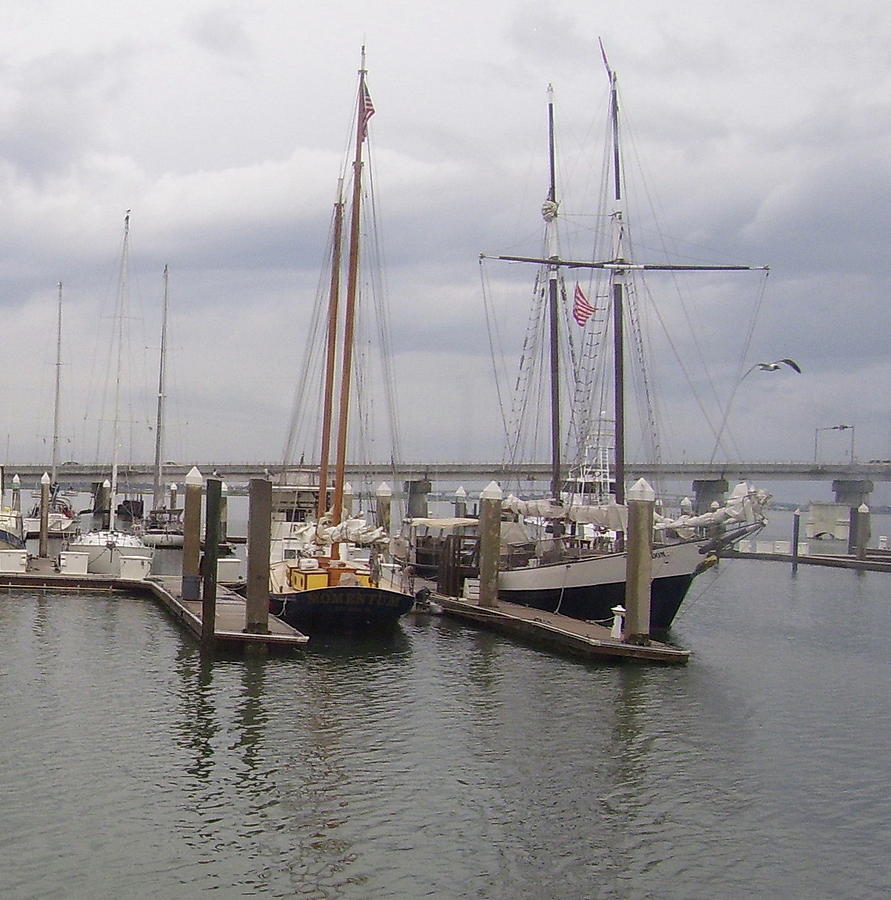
[2,553,890,898]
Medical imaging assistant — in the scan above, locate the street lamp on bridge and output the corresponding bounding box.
[814,424,855,464]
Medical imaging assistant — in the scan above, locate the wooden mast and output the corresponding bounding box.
[317,180,345,519]
[152,265,169,509]
[331,49,372,531]
[545,85,562,500]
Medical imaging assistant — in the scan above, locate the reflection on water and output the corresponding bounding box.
[1,555,891,898]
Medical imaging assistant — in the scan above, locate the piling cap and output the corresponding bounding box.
[859,503,870,513]
[12,474,20,486]
[627,478,655,502]
[221,482,228,494]
[344,481,353,494]
[169,483,178,491]
[455,486,467,498]
[103,479,111,488]
[41,471,51,485]
[185,466,203,487]
[376,481,392,497]
[481,480,503,500]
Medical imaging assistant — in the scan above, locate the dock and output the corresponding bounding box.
[0,558,308,648]
[434,594,690,664]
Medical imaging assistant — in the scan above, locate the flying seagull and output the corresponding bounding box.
[755,358,801,373]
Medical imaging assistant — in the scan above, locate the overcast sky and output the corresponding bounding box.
[2,0,889,500]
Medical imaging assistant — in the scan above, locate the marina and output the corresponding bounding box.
[1,545,889,898]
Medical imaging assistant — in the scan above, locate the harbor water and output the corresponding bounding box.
[2,513,890,898]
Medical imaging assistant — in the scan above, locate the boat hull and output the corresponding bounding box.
[141,530,185,549]
[272,585,415,632]
[66,532,154,576]
[497,540,710,631]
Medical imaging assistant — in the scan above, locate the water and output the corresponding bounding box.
[2,522,890,897]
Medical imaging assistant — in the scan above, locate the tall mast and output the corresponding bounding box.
[544,84,562,499]
[331,48,373,528]
[51,281,63,485]
[317,180,345,519]
[605,56,627,506]
[109,210,130,518]
[152,264,169,508]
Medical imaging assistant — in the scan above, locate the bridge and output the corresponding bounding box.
[4,459,889,489]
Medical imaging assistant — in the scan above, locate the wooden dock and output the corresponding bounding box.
[434,593,690,665]
[0,558,308,648]
[722,548,891,573]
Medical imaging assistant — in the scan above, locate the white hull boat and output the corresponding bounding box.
[65,530,154,576]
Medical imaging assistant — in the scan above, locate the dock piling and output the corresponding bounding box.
[12,474,20,512]
[245,477,272,635]
[375,481,391,534]
[38,472,50,558]
[478,480,502,609]
[202,477,222,648]
[182,466,203,600]
[791,508,801,573]
[625,478,655,644]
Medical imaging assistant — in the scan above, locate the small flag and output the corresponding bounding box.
[572,282,595,326]
[360,82,375,141]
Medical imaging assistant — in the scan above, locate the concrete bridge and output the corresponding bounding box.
[4,460,888,510]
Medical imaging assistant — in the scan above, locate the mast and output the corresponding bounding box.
[317,180,345,519]
[544,85,562,499]
[51,281,62,486]
[605,56,627,506]
[109,210,130,520]
[331,48,373,529]
[152,265,169,509]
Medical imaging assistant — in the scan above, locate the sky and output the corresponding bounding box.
[1,0,889,502]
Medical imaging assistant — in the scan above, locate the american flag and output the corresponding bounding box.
[360,82,375,141]
[572,282,595,326]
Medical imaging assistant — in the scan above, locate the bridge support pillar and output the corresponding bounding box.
[832,479,873,507]
[404,478,432,518]
[692,479,728,515]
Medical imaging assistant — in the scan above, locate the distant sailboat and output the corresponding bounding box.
[66,214,153,576]
[23,282,78,537]
[142,265,184,549]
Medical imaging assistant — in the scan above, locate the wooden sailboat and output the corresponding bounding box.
[486,54,770,630]
[67,213,153,576]
[269,53,414,631]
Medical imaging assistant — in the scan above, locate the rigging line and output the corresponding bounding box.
[710,271,771,461]
[479,258,512,447]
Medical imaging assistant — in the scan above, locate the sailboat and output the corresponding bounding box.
[484,54,769,630]
[66,213,153,576]
[142,266,184,549]
[23,282,78,538]
[269,52,414,631]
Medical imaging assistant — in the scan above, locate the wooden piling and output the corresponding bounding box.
[856,503,870,560]
[245,477,272,634]
[182,466,203,600]
[201,477,221,648]
[454,486,467,518]
[38,472,50,558]
[478,480,502,609]
[12,474,20,512]
[791,508,801,573]
[219,481,229,541]
[624,477,655,644]
[169,482,178,511]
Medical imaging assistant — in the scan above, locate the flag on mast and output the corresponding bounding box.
[360,82,375,140]
[572,282,595,326]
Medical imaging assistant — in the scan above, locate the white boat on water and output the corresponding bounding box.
[0,506,26,551]
[72,213,153,577]
[65,530,154,576]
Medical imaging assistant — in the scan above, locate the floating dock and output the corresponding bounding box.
[434,590,689,664]
[0,557,308,648]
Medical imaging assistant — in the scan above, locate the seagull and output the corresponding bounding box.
[755,358,801,373]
